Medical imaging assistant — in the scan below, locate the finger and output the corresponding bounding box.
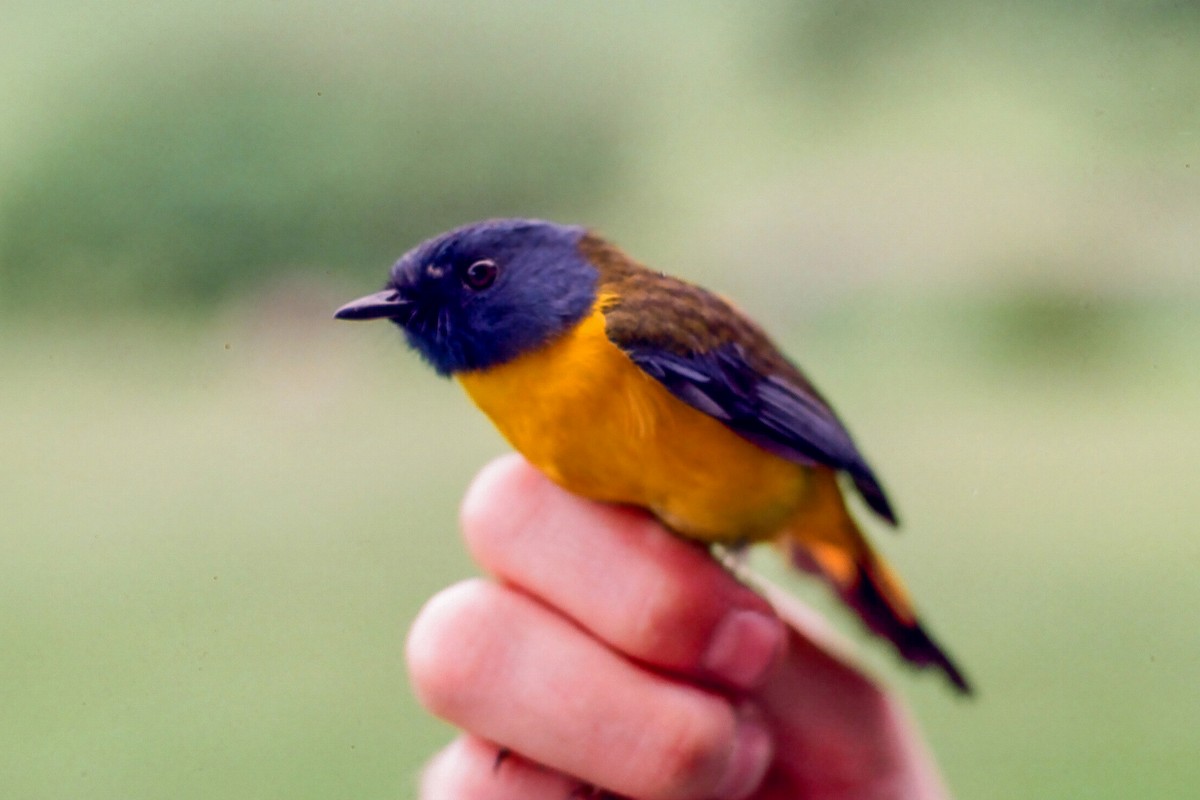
[420,735,583,800]
[406,579,773,800]
[460,454,785,692]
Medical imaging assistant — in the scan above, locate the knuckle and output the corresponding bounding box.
[419,738,469,800]
[419,737,510,800]
[458,477,505,559]
[405,579,498,720]
[458,454,539,566]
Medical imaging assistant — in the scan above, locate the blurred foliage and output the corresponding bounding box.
[2,0,1197,310]
[0,50,619,307]
[980,285,1141,369]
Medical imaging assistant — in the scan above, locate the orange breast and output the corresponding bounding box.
[455,303,812,543]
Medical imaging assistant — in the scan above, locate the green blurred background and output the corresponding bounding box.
[3,1,1197,797]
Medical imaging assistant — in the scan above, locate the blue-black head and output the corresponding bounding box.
[334,219,599,375]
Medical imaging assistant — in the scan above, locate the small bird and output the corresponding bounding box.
[336,218,970,693]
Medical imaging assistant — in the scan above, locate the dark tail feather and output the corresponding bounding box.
[787,539,973,695]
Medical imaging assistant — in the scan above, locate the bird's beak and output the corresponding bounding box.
[334,290,411,321]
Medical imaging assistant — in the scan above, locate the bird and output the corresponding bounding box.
[335,218,970,693]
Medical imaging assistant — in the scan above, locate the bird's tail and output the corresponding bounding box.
[780,475,972,694]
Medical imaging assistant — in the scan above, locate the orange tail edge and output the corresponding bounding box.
[784,534,973,695]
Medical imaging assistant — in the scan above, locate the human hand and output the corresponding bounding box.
[407,455,950,799]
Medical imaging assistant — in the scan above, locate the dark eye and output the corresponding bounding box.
[460,259,498,290]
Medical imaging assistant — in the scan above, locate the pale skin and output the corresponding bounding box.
[407,455,950,800]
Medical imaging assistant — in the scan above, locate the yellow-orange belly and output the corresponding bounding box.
[456,303,811,543]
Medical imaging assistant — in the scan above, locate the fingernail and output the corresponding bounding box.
[713,708,773,800]
[702,609,784,690]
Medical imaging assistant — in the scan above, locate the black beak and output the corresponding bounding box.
[334,290,411,321]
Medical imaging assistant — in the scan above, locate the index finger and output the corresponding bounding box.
[459,454,786,693]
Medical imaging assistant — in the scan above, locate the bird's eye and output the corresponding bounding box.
[460,259,498,291]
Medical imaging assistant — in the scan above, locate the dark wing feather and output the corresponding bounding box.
[579,231,897,525]
[621,343,898,525]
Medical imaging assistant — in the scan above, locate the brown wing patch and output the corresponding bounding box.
[579,232,821,395]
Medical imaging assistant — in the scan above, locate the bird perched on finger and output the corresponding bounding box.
[336,218,971,693]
